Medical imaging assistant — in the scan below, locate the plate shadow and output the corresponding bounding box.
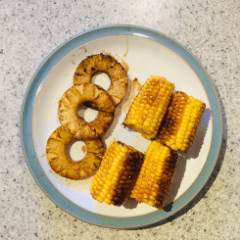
[123,197,139,209]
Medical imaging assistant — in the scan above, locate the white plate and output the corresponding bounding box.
[20,25,222,228]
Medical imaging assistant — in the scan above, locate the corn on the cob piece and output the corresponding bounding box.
[90,141,144,206]
[123,76,175,140]
[131,140,178,209]
[158,91,206,152]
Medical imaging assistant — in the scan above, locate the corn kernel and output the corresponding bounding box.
[143,122,150,127]
[176,138,183,143]
[171,145,178,151]
[148,200,155,206]
[104,198,112,205]
[96,196,104,203]
[176,143,182,148]
[149,126,155,132]
[131,119,137,124]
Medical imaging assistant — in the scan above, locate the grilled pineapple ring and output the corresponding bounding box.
[59,83,115,139]
[73,54,128,106]
[46,127,105,179]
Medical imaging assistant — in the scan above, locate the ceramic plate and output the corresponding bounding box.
[20,25,222,228]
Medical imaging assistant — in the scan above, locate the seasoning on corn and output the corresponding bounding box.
[90,141,144,206]
[131,140,178,209]
[123,76,175,140]
[158,91,206,152]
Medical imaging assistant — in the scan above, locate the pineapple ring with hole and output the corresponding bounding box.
[58,83,115,139]
[46,127,105,179]
[73,54,128,107]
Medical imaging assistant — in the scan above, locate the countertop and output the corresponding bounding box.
[0,0,239,239]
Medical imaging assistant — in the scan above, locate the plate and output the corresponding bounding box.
[20,25,222,228]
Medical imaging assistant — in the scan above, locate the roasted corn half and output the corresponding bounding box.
[123,76,174,140]
[158,91,206,152]
[90,141,144,206]
[131,140,178,209]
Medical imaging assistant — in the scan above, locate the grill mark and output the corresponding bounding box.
[75,72,85,76]
[48,138,62,143]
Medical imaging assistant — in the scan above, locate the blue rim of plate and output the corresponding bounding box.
[20,24,222,228]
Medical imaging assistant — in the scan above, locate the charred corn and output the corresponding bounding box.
[123,76,174,140]
[158,91,206,152]
[131,140,178,209]
[90,141,144,206]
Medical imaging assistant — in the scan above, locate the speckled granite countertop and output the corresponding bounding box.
[0,0,239,239]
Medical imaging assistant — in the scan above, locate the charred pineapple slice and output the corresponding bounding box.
[58,83,115,139]
[73,54,128,106]
[46,127,105,179]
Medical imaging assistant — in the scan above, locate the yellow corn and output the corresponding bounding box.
[131,140,178,209]
[90,141,144,206]
[123,76,174,139]
[158,91,206,152]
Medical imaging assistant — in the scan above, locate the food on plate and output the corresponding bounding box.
[123,76,175,140]
[90,141,144,206]
[158,91,206,152]
[58,83,115,139]
[46,48,206,210]
[46,127,105,179]
[73,54,128,106]
[131,140,178,209]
